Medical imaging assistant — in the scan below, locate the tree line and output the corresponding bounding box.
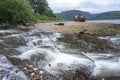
[0,0,56,24]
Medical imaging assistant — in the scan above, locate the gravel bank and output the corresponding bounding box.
[30,21,120,35]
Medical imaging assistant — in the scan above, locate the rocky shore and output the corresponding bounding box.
[31,21,120,53]
[0,22,120,80]
[30,21,120,36]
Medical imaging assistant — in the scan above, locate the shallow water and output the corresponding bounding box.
[87,19,120,24]
[0,28,120,79]
[0,55,27,80]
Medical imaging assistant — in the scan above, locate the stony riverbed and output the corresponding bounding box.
[0,24,120,80]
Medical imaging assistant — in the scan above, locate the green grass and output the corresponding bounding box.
[30,14,61,22]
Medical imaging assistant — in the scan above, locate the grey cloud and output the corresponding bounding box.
[47,0,120,13]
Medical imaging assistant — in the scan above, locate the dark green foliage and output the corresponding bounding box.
[28,0,55,17]
[92,11,120,20]
[0,0,57,24]
[0,0,34,24]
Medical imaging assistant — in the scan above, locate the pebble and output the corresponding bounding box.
[24,67,27,70]
[39,69,44,75]
[31,73,35,76]
[28,64,34,68]
[21,64,59,80]
[33,68,38,71]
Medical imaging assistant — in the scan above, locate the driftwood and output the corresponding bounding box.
[54,23,64,26]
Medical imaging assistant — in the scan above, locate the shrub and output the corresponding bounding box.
[0,0,34,24]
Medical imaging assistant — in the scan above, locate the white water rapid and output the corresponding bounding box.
[16,30,120,77]
[0,29,120,80]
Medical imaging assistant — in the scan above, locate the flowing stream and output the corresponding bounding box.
[0,27,120,80]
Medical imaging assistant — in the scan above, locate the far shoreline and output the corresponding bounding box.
[87,19,120,24]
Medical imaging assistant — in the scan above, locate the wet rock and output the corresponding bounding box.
[74,68,92,80]
[94,76,120,80]
[104,76,120,80]
[17,25,31,32]
[0,32,12,37]
[0,42,8,49]
[59,33,120,53]
[3,36,26,48]
[0,24,15,30]
[59,67,93,80]
[7,57,25,66]
[27,30,42,37]
[0,54,27,80]
[43,72,58,80]
[0,49,21,56]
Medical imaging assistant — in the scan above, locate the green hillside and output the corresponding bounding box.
[55,10,120,21]
[55,10,96,21]
[92,11,120,20]
[55,10,98,21]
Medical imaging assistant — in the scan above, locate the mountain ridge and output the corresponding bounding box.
[55,10,120,21]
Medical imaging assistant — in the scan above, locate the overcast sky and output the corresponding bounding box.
[47,0,120,13]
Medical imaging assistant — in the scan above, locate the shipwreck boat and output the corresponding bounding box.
[73,13,86,22]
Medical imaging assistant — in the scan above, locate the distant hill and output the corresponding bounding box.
[55,10,120,21]
[92,11,120,20]
[55,10,98,21]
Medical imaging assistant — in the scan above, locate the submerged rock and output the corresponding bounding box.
[0,54,28,80]
[0,27,120,80]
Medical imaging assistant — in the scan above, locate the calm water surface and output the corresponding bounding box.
[87,19,120,24]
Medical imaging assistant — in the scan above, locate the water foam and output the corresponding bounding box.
[15,30,120,78]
